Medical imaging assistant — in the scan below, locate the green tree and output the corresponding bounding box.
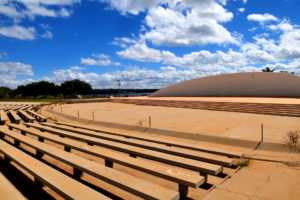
[13,81,58,97]
[60,79,93,96]
[261,67,275,72]
[0,86,12,98]
[280,70,295,74]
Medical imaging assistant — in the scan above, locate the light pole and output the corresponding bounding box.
[117,80,121,97]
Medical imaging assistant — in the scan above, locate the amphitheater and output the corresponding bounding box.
[0,72,300,200]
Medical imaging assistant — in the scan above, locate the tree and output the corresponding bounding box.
[280,70,295,74]
[0,86,12,98]
[60,79,93,96]
[261,67,275,72]
[13,81,58,97]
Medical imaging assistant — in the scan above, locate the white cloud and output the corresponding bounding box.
[268,19,294,32]
[81,54,121,66]
[111,37,136,48]
[0,0,79,21]
[0,25,36,40]
[238,8,245,13]
[101,0,161,15]
[92,53,110,59]
[0,62,34,75]
[40,30,53,39]
[117,42,163,62]
[42,63,266,89]
[70,66,85,70]
[0,61,34,88]
[0,0,79,40]
[247,13,279,24]
[142,5,236,46]
[163,49,248,68]
[118,41,248,69]
[106,0,237,47]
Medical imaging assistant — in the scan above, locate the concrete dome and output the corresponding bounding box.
[151,72,300,97]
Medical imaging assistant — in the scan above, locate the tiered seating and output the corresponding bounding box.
[0,127,179,200]
[0,110,8,125]
[0,172,27,200]
[2,120,244,199]
[26,110,48,122]
[110,99,300,117]
[8,124,205,196]
[55,122,243,158]
[8,110,21,124]
[23,123,223,176]
[0,139,110,200]
[18,110,35,123]
[42,123,234,166]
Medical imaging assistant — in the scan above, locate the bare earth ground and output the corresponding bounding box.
[42,97,300,200]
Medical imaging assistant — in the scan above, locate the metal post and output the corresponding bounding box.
[261,124,264,142]
[77,109,79,118]
[92,112,94,120]
[61,106,62,112]
[149,116,151,128]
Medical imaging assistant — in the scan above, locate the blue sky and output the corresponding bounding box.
[1,0,300,89]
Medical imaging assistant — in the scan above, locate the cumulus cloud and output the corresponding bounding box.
[101,0,161,15]
[0,61,34,88]
[42,64,266,89]
[268,19,294,32]
[117,42,163,62]
[0,25,36,40]
[142,4,236,46]
[0,0,80,21]
[109,0,237,47]
[247,13,279,24]
[0,0,79,40]
[81,54,121,66]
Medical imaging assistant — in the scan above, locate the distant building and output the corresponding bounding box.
[151,72,300,97]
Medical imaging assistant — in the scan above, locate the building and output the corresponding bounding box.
[150,72,300,97]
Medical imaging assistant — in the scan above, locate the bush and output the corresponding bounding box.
[284,130,300,152]
[237,160,249,167]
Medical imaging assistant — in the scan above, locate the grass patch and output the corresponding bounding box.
[237,160,249,167]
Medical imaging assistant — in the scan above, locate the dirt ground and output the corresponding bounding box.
[42,97,300,200]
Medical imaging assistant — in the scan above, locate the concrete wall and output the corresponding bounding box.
[151,72,300,97]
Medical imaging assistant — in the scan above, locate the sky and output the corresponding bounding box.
[1,0,300,89]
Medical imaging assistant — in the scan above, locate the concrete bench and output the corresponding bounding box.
[56,122,244,158]
[23,123,222,177]
[9,110,21,124]
[0,139,110,200]
[0,172,27,200]
[0,110,8,125]
[42,123,234,167]
[26,110,48,122]
[18,110,35,123]
[0,127,180,200]
[8,124,204,197]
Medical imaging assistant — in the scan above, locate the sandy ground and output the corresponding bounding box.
[41,99,300,200]
[51,102,300,143]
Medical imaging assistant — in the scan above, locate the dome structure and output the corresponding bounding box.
[151,72,300,97]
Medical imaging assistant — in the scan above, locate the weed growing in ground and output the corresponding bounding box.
[284,130,300,152]
[237,160,249,167]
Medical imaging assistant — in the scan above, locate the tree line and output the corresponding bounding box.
[0,79,93,99]
[0,79,158,99]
